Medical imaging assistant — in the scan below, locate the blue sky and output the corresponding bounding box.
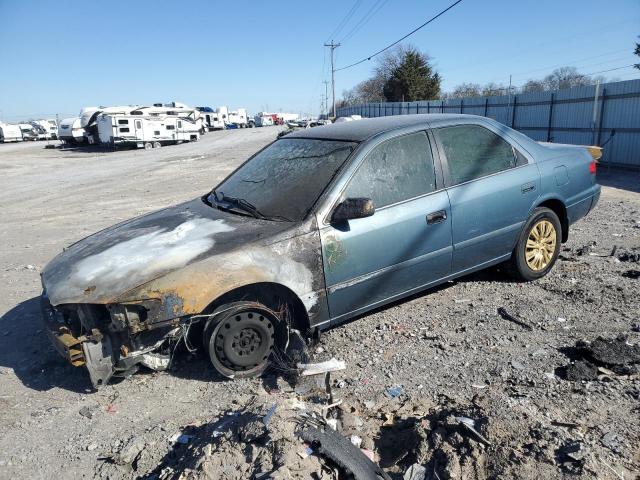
[0,0,638,121]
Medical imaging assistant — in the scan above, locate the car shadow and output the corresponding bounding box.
[0,296,93,393]
[0,296,233,393]
[597,166,640,194]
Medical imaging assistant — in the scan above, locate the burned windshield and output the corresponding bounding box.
[211,138,357,221]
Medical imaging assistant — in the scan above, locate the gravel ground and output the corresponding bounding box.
[0,130,638,479]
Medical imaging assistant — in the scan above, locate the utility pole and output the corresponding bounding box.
[507,74,513,125]
[322,80,330,117]
[324,41,340,118]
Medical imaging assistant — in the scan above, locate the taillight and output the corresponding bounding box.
[589,160,597,175]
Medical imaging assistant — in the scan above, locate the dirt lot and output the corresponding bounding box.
[0,130,638,480]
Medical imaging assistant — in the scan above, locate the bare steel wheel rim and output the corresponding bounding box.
[525,219,556,271]
[210,310,275,374]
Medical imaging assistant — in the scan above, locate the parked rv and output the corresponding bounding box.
[228,108,248,127]
[254,114,274,127]
[97,113,200,149]
[58,117,85,144]
[216,106,249,128]
[80,106,140,144]
[31,119,58,140]
[19,124,39,141]
[0,123,23,143]
[197,107,226,131]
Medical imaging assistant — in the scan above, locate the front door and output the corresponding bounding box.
[320,130,453,322]
[434,124,540,273]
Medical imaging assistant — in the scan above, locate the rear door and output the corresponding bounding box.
[320,130,452,321]
[434,123,540,273]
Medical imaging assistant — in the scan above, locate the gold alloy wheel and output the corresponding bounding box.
[525,220,557,271]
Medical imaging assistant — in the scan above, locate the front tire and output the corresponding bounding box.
[509,207,561,281]
[203,301,279,379]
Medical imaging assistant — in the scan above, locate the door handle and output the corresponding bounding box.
[521,183,536,194]
[426,210,447,225]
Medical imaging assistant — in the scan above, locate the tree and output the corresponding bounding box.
[447,83,482,98]
[634,37,640,70]
[522,79,546,93]
[382,49,441,101]
[543,67,589,91]
[481,82,507,97]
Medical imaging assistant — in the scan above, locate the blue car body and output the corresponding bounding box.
[40,114,600,385]
[290,114,600,325]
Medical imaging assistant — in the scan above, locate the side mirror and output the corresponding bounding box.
[331,197,375,223]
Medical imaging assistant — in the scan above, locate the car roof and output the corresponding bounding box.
[286,114,481,142]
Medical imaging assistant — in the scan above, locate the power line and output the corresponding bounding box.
[443,18,639,76]
[327,0,363,42]
[507,49,632,80]
[582,64,637,77]
[335,0,464,72]
[339,0,389,43]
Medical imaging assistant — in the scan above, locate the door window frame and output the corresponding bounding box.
[433,122,530,189]
[321,128,446,225]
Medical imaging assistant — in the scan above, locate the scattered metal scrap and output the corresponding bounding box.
[497,307,533,331]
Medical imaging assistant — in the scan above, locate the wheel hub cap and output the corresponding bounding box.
[525,220,556,271]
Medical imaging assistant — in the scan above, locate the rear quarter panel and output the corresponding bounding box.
[535,147,600,223]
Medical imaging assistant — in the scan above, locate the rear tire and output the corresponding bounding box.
[509,207,561,281]
[203,301,279,379]
[153,141,161,148]
[144,142,153,150]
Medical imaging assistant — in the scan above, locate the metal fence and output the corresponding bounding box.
[336,79,640,168]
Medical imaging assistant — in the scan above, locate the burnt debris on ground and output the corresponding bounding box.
[557,336,640,381]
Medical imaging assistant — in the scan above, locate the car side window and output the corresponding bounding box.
[437,125,518,186]
[343,131,436,209]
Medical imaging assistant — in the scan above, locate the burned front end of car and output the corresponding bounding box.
[41,290,182,388]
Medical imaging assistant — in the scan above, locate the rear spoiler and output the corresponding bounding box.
[537,142,603,162]
[585,146,603,162]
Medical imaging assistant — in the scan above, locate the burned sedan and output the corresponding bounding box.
[41,114,601,387]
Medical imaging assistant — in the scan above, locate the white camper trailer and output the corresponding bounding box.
[97,113,200,149]
[216,106,248,128]
[80,106,141,144]
[0,123,23,143]
[18,124,39,141]
[131,104,205,133]
[58,117,85,144]
[196,108,225,130]
[227,108,248,127]
[202,112,225,130]
[29,120,57,140]
[254,114,274,127]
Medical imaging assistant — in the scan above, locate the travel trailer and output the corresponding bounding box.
[80,106,140,144]
[254,114,274,127]
[97,113,200,149]
[132,104,205,132]
[216,106,248,128]
[197,107,225,130]
[228,108,248,127]
[31,119,58,140]
[0,123,23,142]
[19,124,38,141]
[58,117,85,144]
